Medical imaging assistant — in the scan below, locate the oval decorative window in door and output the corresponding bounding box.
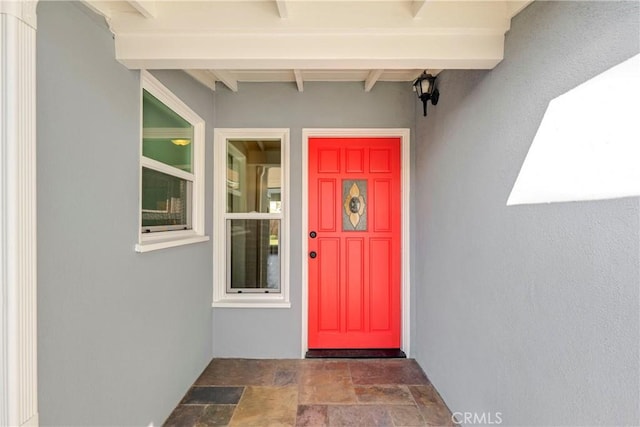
[343,180,367,231]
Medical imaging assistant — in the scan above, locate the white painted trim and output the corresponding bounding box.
[143,127,193,139]
[301,133,309,358]
[116,33,505,71]
[508,1,534,19]
[275,0,288,19]
[21,413,39,427]
[141,71,205,134]
[224,213,283,220]
[293,70,304,92]
[300,128,411,358]
[364,69,384,92]
[127,0,156,19]
[213,301,292,309]
[135,235,210,253]
[211,70,238,92]
[0,8,39,426]
[82,1,112,22]
[400,129,411,358]
[183,70,216,92]
[411,0,428,19]
[212,129,291,308]
[0,0,37,29]
[140,157,195,182]
[108,1,511,71]
[138,70,208,250]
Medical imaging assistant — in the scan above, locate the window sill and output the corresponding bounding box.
[212,299,291,309]
[135,234,210,253]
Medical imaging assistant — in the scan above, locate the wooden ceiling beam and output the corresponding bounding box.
[116,32,505,71]
[212,70,238,92]
[293,70,304,92]
[127,0,157,19]
[411,0,428,19]
[275,0,288,19]
[364,69,384,92]
[184,70,216,91]
[110,1,512,72]
[82,1,112,20]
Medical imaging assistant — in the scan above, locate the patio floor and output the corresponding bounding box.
[163,358,455,426]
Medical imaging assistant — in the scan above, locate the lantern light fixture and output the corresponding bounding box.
[413,71,440,117]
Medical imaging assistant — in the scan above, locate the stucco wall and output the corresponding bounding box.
[36,3,214,425]
[413,2,640,425]
[213,82,416,357]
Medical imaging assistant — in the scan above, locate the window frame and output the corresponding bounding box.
[213,129,291,308]
[135,70,209,253]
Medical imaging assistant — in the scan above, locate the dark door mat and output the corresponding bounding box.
[305,349,406,359]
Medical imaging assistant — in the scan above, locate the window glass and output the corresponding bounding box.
[226,140,281,213]
[213,129,289,305]
[141,167,191,230]
[137,71,208,252]
[227,219,280,292]
[142,89,193,173]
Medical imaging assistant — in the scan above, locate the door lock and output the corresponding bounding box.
[309,251,317,259]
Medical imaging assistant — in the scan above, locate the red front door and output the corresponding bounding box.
[308,137,401,349]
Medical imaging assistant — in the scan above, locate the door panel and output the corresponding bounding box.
[318,238,340,331]
[370,238,391,331]
[318,148,340,173]
[308,137,401,349]
[373,179,392,231]
[345,149,365,173]
[319,180,337,231]
[346,238,365,331]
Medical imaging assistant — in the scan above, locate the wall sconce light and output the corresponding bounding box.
[171,139,191,146]
[413,71,439,116]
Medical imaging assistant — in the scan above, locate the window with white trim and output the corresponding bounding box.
[135,71,208,252]
[213,129,290,308]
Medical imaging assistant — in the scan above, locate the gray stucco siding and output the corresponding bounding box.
[413,2,640,425]
[37,3,213,425]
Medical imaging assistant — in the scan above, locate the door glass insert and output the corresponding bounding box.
[343,179,367,231]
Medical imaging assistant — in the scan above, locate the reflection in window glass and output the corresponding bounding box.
[226,140,281,213]
[141,167,191,230]
[227,219,280,292]
[142,89,193,172]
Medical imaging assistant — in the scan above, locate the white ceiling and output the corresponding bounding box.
[83,0,532,92]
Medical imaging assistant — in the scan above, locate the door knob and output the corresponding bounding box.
[309,231,317,238]
[309,251,317,259]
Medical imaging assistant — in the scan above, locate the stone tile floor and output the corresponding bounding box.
[164,358,455,427]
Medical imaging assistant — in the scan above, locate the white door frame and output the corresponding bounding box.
[300,128,411,358]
